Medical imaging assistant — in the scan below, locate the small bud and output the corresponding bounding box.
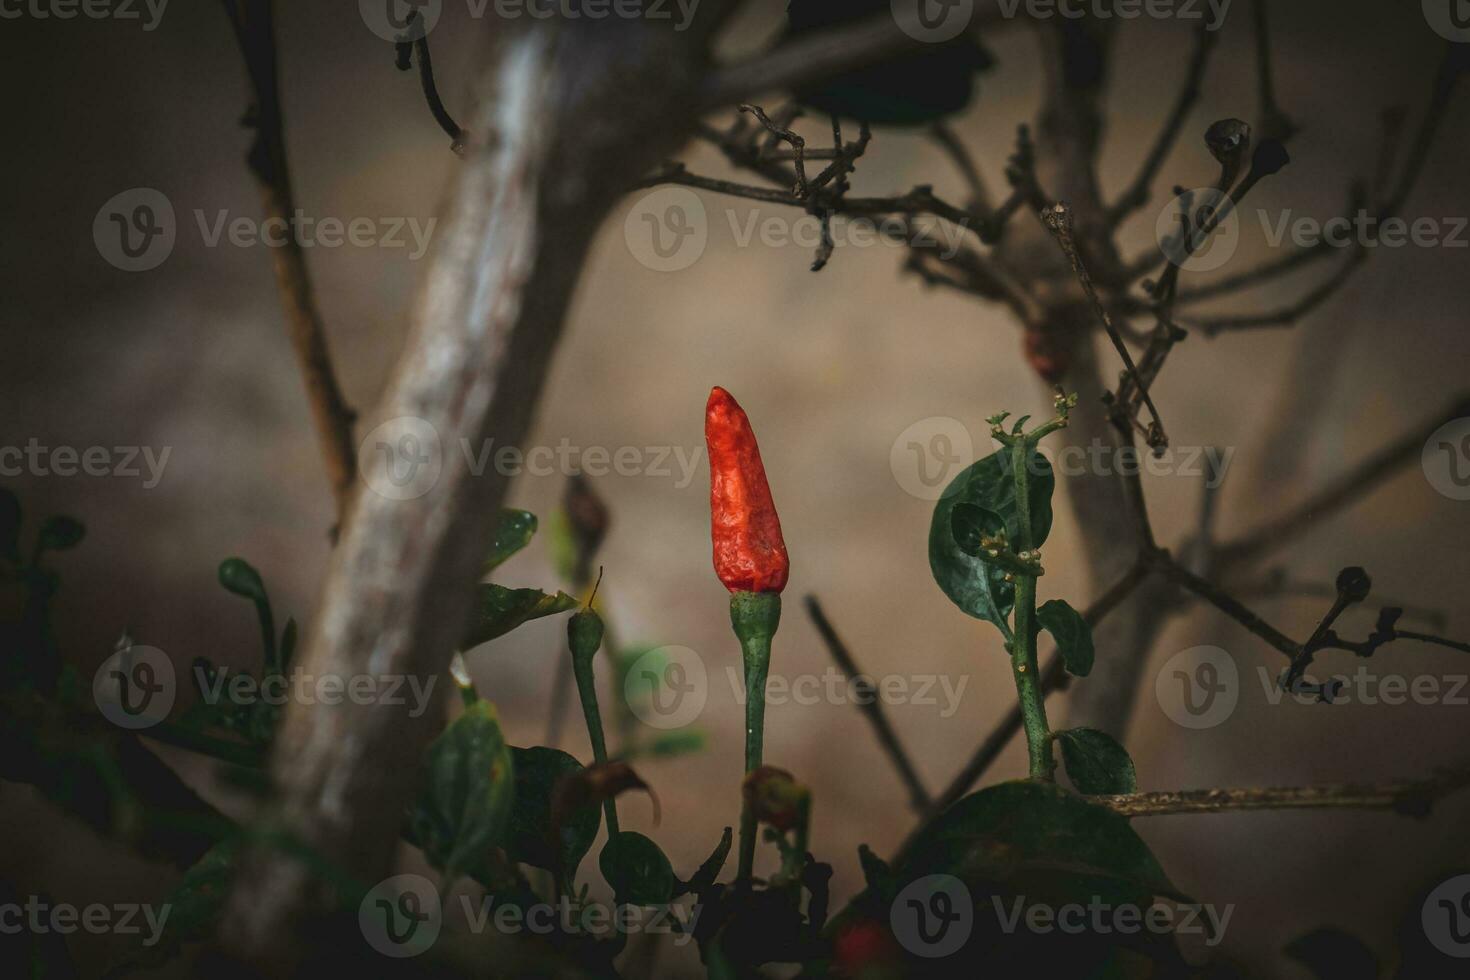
[742,765,809,832]
[568,607,605,662]
[1335,567,1371,603]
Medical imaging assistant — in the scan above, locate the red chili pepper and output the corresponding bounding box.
[706,387,789,594]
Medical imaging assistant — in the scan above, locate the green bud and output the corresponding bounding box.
[568,608,605,662]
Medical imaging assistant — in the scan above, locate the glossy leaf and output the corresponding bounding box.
[36,515,85,553]
[462,584,578,648]
[1038,599,1094,677]
[1057,728,1137,795]
[929,449,1054,630]
[901,780,1174,909]
[505,746,600,876]
[485,509,538,574]
[409,701,515,883]
[600,831,675,907]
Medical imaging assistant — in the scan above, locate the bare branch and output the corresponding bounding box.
[804,596,931,814]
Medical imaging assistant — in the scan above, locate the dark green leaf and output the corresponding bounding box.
[1038,599,1094,677]
[111,839,239,972]
[409,701,515,883]
[1057,728,1137,795]
[0,488,20,560]
[901,780,1175,909]
[600,831,675,907]
[462,584,578,648]
[485,509,538,574]
[217,557,267,604]
[505,746,599,876]
[929,449,1053,630]
[949,503,1005,559]
[36,516,85,553]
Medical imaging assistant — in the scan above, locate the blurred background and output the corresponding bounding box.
[2,0,1468,975]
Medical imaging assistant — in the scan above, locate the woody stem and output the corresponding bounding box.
[1010,442,1056,781]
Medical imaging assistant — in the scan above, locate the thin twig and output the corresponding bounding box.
[1099,762,1470,818]
[221,0,357,524]
[395,14,465,152]
[803,596,931,813]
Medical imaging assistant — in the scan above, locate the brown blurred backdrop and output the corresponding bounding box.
[2,1,1468,975]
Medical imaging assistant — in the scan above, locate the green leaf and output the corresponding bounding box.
[0,488,20,560]
[929,449,1053,630]
[505,746,600,876]
[485,509,538,574]
[36,516,85,553]
[1057,728,1137,795]
[600,831,675,906]
[462,584,578,648]
[217,557,267,603]
[1037,599,1094,677]
[901,780,1174,909]
[112,838,239,972]
[409,701,515,883]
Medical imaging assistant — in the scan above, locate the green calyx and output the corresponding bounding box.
[730,591,782,647]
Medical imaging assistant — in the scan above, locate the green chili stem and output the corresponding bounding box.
[571,652,619,836]
[730,591,781,886]
[1009,443,1055,781]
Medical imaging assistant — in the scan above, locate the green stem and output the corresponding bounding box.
[730,591,781,886]
[571,651,619,836]
[1009,443,1055,781]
